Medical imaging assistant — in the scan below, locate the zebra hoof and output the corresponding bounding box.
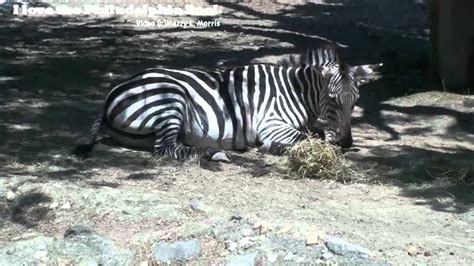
[211,152,230,163]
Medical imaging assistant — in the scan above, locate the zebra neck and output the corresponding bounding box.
[288,65,321,118]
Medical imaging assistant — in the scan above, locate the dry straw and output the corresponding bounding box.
[284,136,368,183]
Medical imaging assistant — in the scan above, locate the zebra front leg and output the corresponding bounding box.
[323,128,337,145]
[257,123,306,156]
[258,142,293,156]
[153,132,230,162]
[153,141,230,162]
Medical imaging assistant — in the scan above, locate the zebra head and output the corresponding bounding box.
[309,46,382,148]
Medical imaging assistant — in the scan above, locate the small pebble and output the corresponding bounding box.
[278,224,292,234]
[241,228,253,237]
[284,252,295,261]
[296,256,305,263]
[225,240,238,252]
[253,220,269,235]
[238,237,255,250]
[60,201,71,209]
[321,252,333,260]
[6,190,16,201]
[267,252,278,263]
[407,245,420,256]
[230,213,243,221]
[49,202,59,209]
[306,228,322,246]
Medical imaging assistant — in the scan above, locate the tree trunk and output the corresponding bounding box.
[430,0,474,91]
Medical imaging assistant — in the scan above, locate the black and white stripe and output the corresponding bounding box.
[75,45,382,161]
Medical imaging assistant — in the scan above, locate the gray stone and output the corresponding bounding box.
[189,199,212,213]
[265,235,306,254]
[284,251,296,261]
[0,234,134,266]
[58,233,134,265]
[226,252,258,266]
[321,250,334,260]
[238,237,256,250]
[459,209,474,223]
[153,239,201,263]
[64,225,96,238]
[189,199,203,211]
[0,237,54,265]
[225,240,238,252]
[0,180,5,199]
[241,228,254,237]
[266,252,278,263]
[324,235,372,258]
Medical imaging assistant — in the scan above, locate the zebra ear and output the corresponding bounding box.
[351,63,383,86]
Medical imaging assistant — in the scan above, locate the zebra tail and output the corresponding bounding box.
[73,108,104,158]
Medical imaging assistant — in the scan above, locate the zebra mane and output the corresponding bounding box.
[278,44,349,71]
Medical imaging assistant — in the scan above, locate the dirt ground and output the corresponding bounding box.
[1,0,473,265]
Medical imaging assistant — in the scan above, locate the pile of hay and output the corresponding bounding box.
[284,137,364,182]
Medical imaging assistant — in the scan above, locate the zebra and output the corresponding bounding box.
[74,44,382,162]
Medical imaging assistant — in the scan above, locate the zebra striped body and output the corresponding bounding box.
[105,64,321,151]
[75,45,382,161]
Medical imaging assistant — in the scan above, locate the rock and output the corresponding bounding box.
[253,221,269,235]
[226,252,258,266]
[277,224,292,234]
[189,199,202,211]
[189,199,211,213]
[0,237,54,265]
[60,201,71,210]
[305,228,322,246]
[6,190,16,201]
[241,228,253,237]
[238,237,256,250]
[225,240,238,252]
[64,225,95,238]
[49,202,59,209]
[265,235,307,255]
[407,244,421,256]
[0,234,133,265]
[266,252,278,263]
[321,250,334,260]
[153,239,201,263]
[284,251,295,261]
[314,258,325,264]
[230,213,244,221]
[325,235,372,258]
[0,181,5,198]
[59,230,134,265]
